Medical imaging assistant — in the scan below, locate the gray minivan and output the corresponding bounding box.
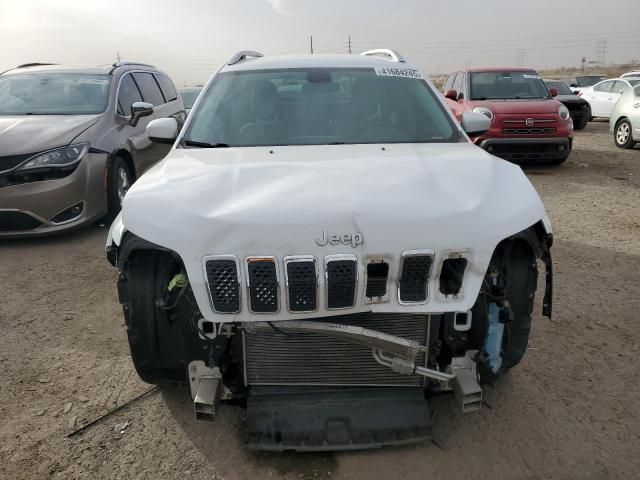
[0,62,184,237]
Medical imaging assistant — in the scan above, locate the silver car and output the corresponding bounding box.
[0,62,185,237]
[610,82,640,149]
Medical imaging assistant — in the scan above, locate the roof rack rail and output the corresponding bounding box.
[227,50,264,66]
[16,62,58,69]
[111,61,156,69]
[361,49,405,63]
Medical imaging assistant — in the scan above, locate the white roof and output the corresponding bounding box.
[221,53,419,73]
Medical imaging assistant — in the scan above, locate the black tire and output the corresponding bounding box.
[119,250,187,385]
[614,118,637,149]
[573,113,589,130]
[105,156,133,223]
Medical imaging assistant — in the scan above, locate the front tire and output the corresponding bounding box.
[105,156,133,223]
[119,250,187,385]
[614,119,637,149]
[574,112,589,130]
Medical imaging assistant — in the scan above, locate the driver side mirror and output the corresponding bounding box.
[129,101,154,127]
[549,87,559,97]
[461,111,491,137]
[444,89,458,100]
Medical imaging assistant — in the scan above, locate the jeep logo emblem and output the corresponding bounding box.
[525,118,534,127]
[315,230,363,248]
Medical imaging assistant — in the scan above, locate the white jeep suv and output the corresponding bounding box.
[106,50,554,451]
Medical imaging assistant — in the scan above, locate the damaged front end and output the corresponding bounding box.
[108,219,553,451]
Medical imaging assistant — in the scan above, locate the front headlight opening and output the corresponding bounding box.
[472,106,494,121]
[558,105,570,121]
[15,143,89,172]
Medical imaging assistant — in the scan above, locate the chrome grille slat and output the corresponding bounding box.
[244,312,429,386]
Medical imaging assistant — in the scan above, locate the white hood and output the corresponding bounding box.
[115,142,550,322]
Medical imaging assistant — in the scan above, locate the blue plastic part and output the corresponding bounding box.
[484,302,504,373]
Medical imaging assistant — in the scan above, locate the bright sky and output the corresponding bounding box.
[1,0,638,85]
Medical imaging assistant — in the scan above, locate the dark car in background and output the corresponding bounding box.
[562,75,607,95]
[544,80,591,129]
[0,62,184,237]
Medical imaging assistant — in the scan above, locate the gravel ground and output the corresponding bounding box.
[1,121,639,480]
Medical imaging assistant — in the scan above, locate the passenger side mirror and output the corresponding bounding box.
[129,101,154,126]
[444,89,458,100]
[549,87,559,97]
[147,117,178,144]
[461,112,491,137]
[570,83,578,88]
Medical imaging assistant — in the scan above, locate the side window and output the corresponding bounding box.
[452,72,463,95]
[443,74,455,92]
[155,74,177,102]
[612,81,629,94]
[117,74,143,116]
[594,81,612,93]
[131,72,165,106]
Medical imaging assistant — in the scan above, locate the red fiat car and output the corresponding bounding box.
[442,67,573,165]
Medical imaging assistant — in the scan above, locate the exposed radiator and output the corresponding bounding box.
[243,312,429,387]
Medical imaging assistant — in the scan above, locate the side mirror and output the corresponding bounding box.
[549,87,559,97]
[130,101,154,126]
[147,117,178,144]
[570,83,578,88]
[444,89,458,100]
[461,111,491,137]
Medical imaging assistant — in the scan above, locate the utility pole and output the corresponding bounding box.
[310,35,313,54]
[116,52,121,62]
[348,34,352,54]
[516,50,525,67]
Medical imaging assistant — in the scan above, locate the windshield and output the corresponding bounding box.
[545,81,573,95]
[470,71,550,100]
[182,68,458,147]
[0,73,111,115]
[180,89,201,109]
[576,76,606,87]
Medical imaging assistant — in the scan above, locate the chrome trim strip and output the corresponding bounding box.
[324,253,358,310]
[397,249,435,306]
[202,254,242,314]
[245,256,280,314]
[283,255,318,313]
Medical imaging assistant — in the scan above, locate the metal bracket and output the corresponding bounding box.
[448,351,483,413]
[188,361,222,421]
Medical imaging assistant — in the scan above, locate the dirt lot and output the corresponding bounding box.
[1,121,639,480]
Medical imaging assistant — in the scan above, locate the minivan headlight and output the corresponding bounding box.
[15,143,89,172]
[558,105,570,121]
[472,106,494,121]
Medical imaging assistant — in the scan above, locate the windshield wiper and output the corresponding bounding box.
[183,139,229,148]
[327,141,346,145]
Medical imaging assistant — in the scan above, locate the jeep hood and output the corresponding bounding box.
[470,99,562,115]
[0,115,100,155]
[116,143,551,321]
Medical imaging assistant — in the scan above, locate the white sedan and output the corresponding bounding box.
[580,78,640,119]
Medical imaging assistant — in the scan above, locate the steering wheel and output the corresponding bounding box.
[236,122,267,143]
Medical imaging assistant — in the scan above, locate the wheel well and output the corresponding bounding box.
[615,117,628,128]
[112,149,136,180]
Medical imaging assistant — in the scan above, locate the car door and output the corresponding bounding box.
[587,81,613,117]
[603,81,630,118]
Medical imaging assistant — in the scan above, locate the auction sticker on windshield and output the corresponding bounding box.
[375,67,423,79]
